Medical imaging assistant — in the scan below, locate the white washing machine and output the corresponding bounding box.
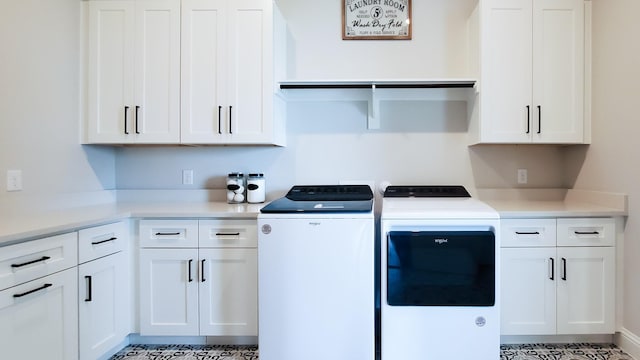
[258,185,375,360]
[381,186,500,360]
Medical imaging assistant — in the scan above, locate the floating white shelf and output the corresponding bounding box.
[277,79,477,129]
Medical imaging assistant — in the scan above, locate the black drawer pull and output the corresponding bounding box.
[11,256,51,268]
[526,105,531,134]
[92,237,117,245]
[561,258,567,281]
[135,105,141,134]
[574,231,600,235]
[155,232,181,236]
[515,231,540,235]
[216,232,240,236]
[13,283,52,298]
[218,106,222,134]
[201,259,206,282]
[549,258,555,281]
[537,105,542,134]
[85,276,93,302]
[188,259,194,282]
[124,106,129,135]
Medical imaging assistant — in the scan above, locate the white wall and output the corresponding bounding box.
[566,0,640,340]
[116,0,569,197]
[0,0,115,212]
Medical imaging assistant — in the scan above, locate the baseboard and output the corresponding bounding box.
[615,328,640,359]
[501,334,613,344]
[128,334,208,345]
[125,334,257,346]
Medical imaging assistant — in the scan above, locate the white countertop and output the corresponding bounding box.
[0,188,628,247]
[0,201,263,247]
[483,199,627,218]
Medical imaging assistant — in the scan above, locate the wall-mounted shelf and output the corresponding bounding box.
[277,79,477,129]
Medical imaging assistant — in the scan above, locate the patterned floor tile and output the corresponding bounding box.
[110,343,634,360]
[500,343,634,360]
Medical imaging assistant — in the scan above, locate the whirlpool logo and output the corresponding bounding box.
[434,238,448,244]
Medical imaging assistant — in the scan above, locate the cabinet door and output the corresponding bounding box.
[79,252,129,360]
[532,0,584,143]
[501,248,556,335]
[181,0,228,143]
[133,0,181,143]
[226,0,274,144]
[479,0,533,143]
[87,0,135,143]
[199,248,257,336]
[0,268,78,360]
[556,246,615,334]
[139,249,199,335]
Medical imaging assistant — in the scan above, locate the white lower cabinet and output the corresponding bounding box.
[79,251,129,360]
[0,267,79,360]
[139,219,257,337]
[78,220,130,360]
[199,248,257,336]
[556,246,615,334]
[139,248,200,335]
[501,247,557,334]
[501,218,616,335]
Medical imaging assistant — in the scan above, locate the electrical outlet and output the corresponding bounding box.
[182,170,194,185]
[7,170,23,191]
[517,169,528,184]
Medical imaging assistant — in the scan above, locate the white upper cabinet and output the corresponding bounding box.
[86,0,182,144]
[181,0,284,145]
[471,0,587,144]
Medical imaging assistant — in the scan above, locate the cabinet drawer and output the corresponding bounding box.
[557,218,615,247]
[79,221,128,263]
[0,232,78,291]
[501,219,557,247]
[139,219,199,248]
[199,220,257,248]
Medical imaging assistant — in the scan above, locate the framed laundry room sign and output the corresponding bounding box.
[342,0,412,40]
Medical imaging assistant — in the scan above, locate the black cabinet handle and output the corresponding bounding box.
[91,237,117,245]
[201,259,206,282]
[11,256,51,268]
[13,283,52,298]
[85,276,92,302]
[549,258,555,280]
[229,106,233,134]
[124,106,130,135]
[515,231,540,235]
[526,105,531,134]
[155,232,180,236]
[188,259,193,282]
[135,106,140,134]
[575,231,600,235]
[216,232,241,236]
[218,106,222,134]
[561,257,567,281]
[537,105,542,134]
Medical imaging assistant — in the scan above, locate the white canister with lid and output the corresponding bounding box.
[247,173,266,203]
[226,172,246,203]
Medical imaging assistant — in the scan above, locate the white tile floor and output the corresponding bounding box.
[109,343,635,360]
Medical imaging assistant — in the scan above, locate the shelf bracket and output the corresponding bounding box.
[368,84,380,130]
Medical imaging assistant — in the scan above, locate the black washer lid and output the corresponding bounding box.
[285,185,373,201]
[383,185,471,198]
